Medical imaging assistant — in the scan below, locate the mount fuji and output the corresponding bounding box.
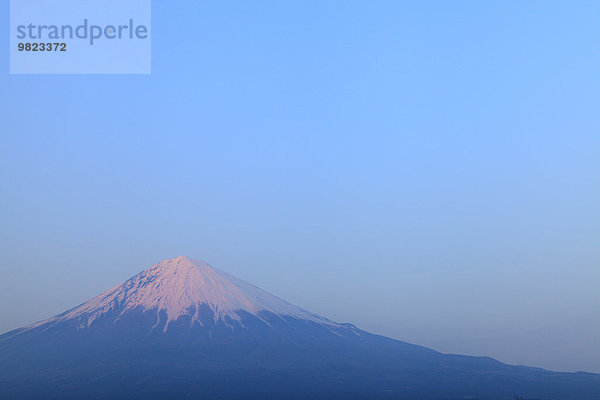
[1,256,599,399]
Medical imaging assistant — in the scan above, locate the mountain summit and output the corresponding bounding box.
[30,256,332,333]
[1,256,599,400]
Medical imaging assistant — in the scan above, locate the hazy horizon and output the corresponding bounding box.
[1,1,599,375]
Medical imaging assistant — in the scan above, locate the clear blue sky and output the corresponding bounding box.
[1,1,599,373]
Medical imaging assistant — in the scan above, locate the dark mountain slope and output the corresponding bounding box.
[1,256,598,399]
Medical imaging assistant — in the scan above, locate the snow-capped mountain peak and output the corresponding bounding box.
[36,256,333,331]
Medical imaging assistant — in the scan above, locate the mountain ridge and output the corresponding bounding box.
[1,256,599,400]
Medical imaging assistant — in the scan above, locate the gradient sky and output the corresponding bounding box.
[1,1,599,373]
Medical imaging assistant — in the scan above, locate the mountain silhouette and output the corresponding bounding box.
[1,256,599,399]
